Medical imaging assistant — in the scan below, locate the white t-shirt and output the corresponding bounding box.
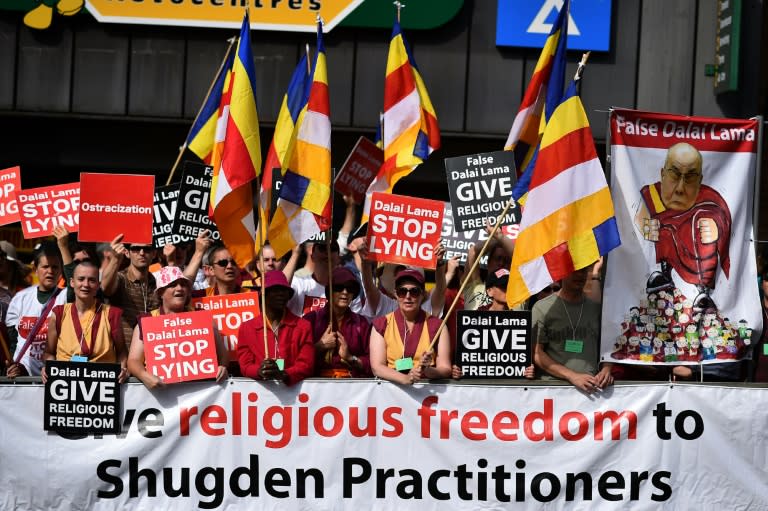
[7,286,67,376]
[288,275,365,317]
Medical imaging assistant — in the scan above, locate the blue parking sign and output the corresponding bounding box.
[496,0,612,51]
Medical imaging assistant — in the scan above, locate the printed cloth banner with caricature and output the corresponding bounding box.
[601,109,762,366]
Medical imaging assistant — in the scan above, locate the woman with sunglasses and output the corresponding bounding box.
[127,266,229,389]
[42,260,128,383]
[303,267,372,378]
[369,269,452,384]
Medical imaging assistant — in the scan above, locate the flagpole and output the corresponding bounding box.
[427,200,516,352]
[166,36,237,186]
[394,1,403,23]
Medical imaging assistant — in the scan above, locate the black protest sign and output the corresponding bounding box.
[43,361,121,434]
[153,184,190,248]
[269,169,283,224]
[441,202,520,266]
[444,151,521,233]
[455,310,531,378]
[172,161,220,241]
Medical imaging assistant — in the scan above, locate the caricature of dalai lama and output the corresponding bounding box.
[634,142,731,310]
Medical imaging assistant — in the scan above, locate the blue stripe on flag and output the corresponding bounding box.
[280,170,311,206]
[594,217,621,254]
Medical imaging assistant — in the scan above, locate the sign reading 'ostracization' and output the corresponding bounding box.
[16,182,80,238]
[78,173,155,244]
[0,166,21,226]
[173,162,220,241]
[456,310,532,378]
[366,192,444,269]
[152,185,190,248]
[445,151,520,232]
[43,360,121,435]
[192,293,259,363]
[141,310,219,384]
[334,136,383,204]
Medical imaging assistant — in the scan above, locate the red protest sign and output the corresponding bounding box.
[366,192,444,269]
[191,292,259,362]
[334,137,383,204]
[0,167,21,226]
[78,173,155,244]
[16,182,80,238]
[140,310,219,384]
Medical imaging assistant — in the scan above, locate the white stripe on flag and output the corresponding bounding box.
[297,110,331,149]
[519,157,606,230]
[519,255,555,295]
[211,166,234,209]
[382,89,420,147]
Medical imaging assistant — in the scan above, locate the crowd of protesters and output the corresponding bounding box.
[1,196,766,389]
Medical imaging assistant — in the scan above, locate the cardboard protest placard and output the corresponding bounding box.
[0,166,21,226]
[191,292,259,362]
[334,136,383,204]
[269,169,283,223]
[172,161,220,241]
[366,192,443,269]
[152,184,191,248]
[140,310,219,384]
[16,182,80,238]
[441,202,520,265]
[43,360,121,434]
[78,173,154,244]
[455,310,532,378]
[444,151,520,232]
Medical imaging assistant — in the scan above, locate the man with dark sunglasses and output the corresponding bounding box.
[102,234,159,351]
[197,245,247,297]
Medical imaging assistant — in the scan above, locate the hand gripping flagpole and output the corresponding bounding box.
[427,199,516,352]
[166,36,237,186]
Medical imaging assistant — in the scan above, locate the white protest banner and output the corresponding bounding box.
[192,293,259,363]
[444,150,520,232]
[43,360,121,435]
[456,310,531,378]
[140,310,219,383]
[16,182,80,238]
[602,109,763,366]
[366,192,444,269]
[0,166,21,226]
[1,381,766,509]
[173,161,221,241]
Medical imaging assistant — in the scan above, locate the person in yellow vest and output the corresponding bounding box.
[42,260,128,383]
[369,269,452,384]
[127,266,229,389]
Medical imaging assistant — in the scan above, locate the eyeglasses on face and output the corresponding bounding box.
[332,284,357,294]
[213,258,237,268]
[663,167,701,185]
[129,246,153,253]
[396,286,423,298]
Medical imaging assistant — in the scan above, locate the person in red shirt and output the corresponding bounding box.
[237,270,315,385]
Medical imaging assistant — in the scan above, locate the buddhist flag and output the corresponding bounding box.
[254,54,311,254]
[505,0,569,201]
[267,22,332,259]
[361,18,440,223]
[186,48,236,164]
[210,12,261,267]
[507,80,621,308]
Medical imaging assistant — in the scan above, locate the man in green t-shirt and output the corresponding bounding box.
[532,267,613,393]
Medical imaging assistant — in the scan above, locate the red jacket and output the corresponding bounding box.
[237,311,315,385]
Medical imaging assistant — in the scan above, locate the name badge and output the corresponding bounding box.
[275,358,285,371]
[764,344,768,356]
[394,357,414,371]
[564,339,584,353]
[71,355,88,363]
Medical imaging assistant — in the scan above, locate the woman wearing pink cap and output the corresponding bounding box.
[127,266,229,389]
[369,268,452,384]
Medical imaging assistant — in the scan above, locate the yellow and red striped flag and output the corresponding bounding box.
[209,12,261,267]
[361,18,440,223]
[507,80,621,308]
